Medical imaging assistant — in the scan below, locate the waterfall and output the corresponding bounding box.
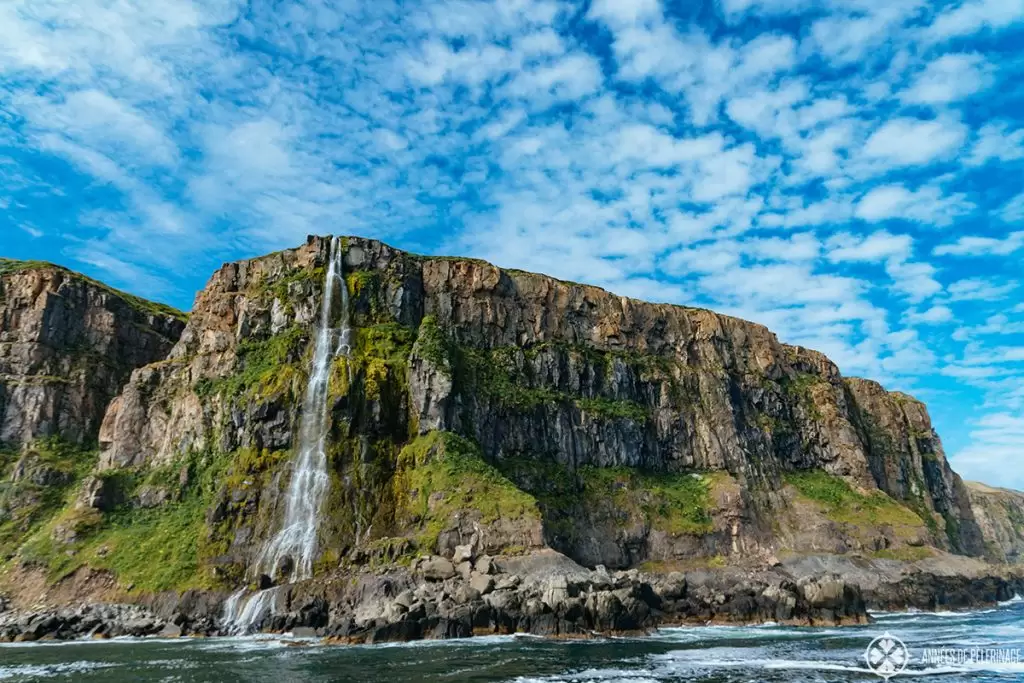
[223,235,350,635]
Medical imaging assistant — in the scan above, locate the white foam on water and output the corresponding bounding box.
[0,661,116,680]
[510,668,660,683]
[999,594,1023,606]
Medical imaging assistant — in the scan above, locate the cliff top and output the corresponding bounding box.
[966,480,1024,496]
[0,257,187,323]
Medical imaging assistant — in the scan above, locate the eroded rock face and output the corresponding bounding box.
[966,482,1024,563]
[88,235,989,578]
[0,260,185,448]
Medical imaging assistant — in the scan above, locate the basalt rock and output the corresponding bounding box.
[0,259,184,448]
[0,237,1017,638]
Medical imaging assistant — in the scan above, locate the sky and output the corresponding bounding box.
[1,0,1022,487]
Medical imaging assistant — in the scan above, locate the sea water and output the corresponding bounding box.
[2,597,1021,681]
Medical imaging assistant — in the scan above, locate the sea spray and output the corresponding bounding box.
[223,236,351,634]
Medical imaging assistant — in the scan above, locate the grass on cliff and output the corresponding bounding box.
[579,466,715,535]
[498,457,716,538]
[0,439,96,561]
[196,325,309,401]
[13,446,279,593]
[784,470,925,532]
[394,432,540,553]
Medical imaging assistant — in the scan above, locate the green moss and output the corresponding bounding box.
[578,466,714,535]
[394,432,540,553]
[452,343,652,421]
[13,445,282,592]
[781,373,824,420]
[345,270,378,299]
[785,470,925,530]
[413,315,454,376]
[350,322,416,401]
[207,325,308,400]
[576,397,648,422]
[0,258,186,323]
[19,493,209,592]
[0,439,96,560]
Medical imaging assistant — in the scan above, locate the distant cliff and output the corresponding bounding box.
[967,481,1024,563]
[0,259,185,447]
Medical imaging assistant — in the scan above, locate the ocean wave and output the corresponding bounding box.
[0,661,116,680]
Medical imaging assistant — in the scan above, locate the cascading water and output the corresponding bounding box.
[222,236,351,635]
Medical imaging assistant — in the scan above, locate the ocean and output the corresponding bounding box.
[2,597,1021,682]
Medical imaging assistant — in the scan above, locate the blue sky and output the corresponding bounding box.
[1,0,1022,487]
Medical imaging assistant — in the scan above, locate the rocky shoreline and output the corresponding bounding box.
[2,552,1021,645]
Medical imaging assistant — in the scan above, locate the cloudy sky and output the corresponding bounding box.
[1,0,1022,486]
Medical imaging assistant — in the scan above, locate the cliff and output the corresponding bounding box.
[3,234,978,589]
[0,258,185,563]
[0,259,185,447]
[966,481,1024,563]
[0,235,1019,641]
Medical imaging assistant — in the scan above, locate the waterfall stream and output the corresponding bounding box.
[223,235,350,634]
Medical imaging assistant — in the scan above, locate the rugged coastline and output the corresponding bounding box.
[1,236,1023,646]
[1,549,1022,644]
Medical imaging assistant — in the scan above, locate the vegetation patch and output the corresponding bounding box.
[394,432,540,553]
[785,470,925,533]
[0,439,96,561]
[200,325,308,401]
[578,466,715,536]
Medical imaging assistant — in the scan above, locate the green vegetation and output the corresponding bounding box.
[451,342,653,421]
[197,325,308,400]
[0,438,96,560]
[579,466,715,535]
[781,372,824,419]
[13,445,287,593]
[871,546,934,561]
[785,470,925,531]
[350,323,416,402]
[577,397,649,423]
[497,457,716,538]
[413,315,454,376]
[0,258,186,323]
[394,432,540,552]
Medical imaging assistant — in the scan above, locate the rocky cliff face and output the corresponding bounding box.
[6,233,976,603]
[0,258,185,565]
[966,482,1024,563]
[0,259,185,447]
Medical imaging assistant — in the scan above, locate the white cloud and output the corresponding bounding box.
[999,193,1024,223]
[966,123,1024,166]
[862,117,966,166]
[855,183,974,225]
[887,260,942,303]
[934,231,1024,257]
[900,53,994,105]
[926,0,1024,40]
[952,412,1024,489]
[905,305,954,325]
[825,230,913,263]
[948,278,1019,301]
